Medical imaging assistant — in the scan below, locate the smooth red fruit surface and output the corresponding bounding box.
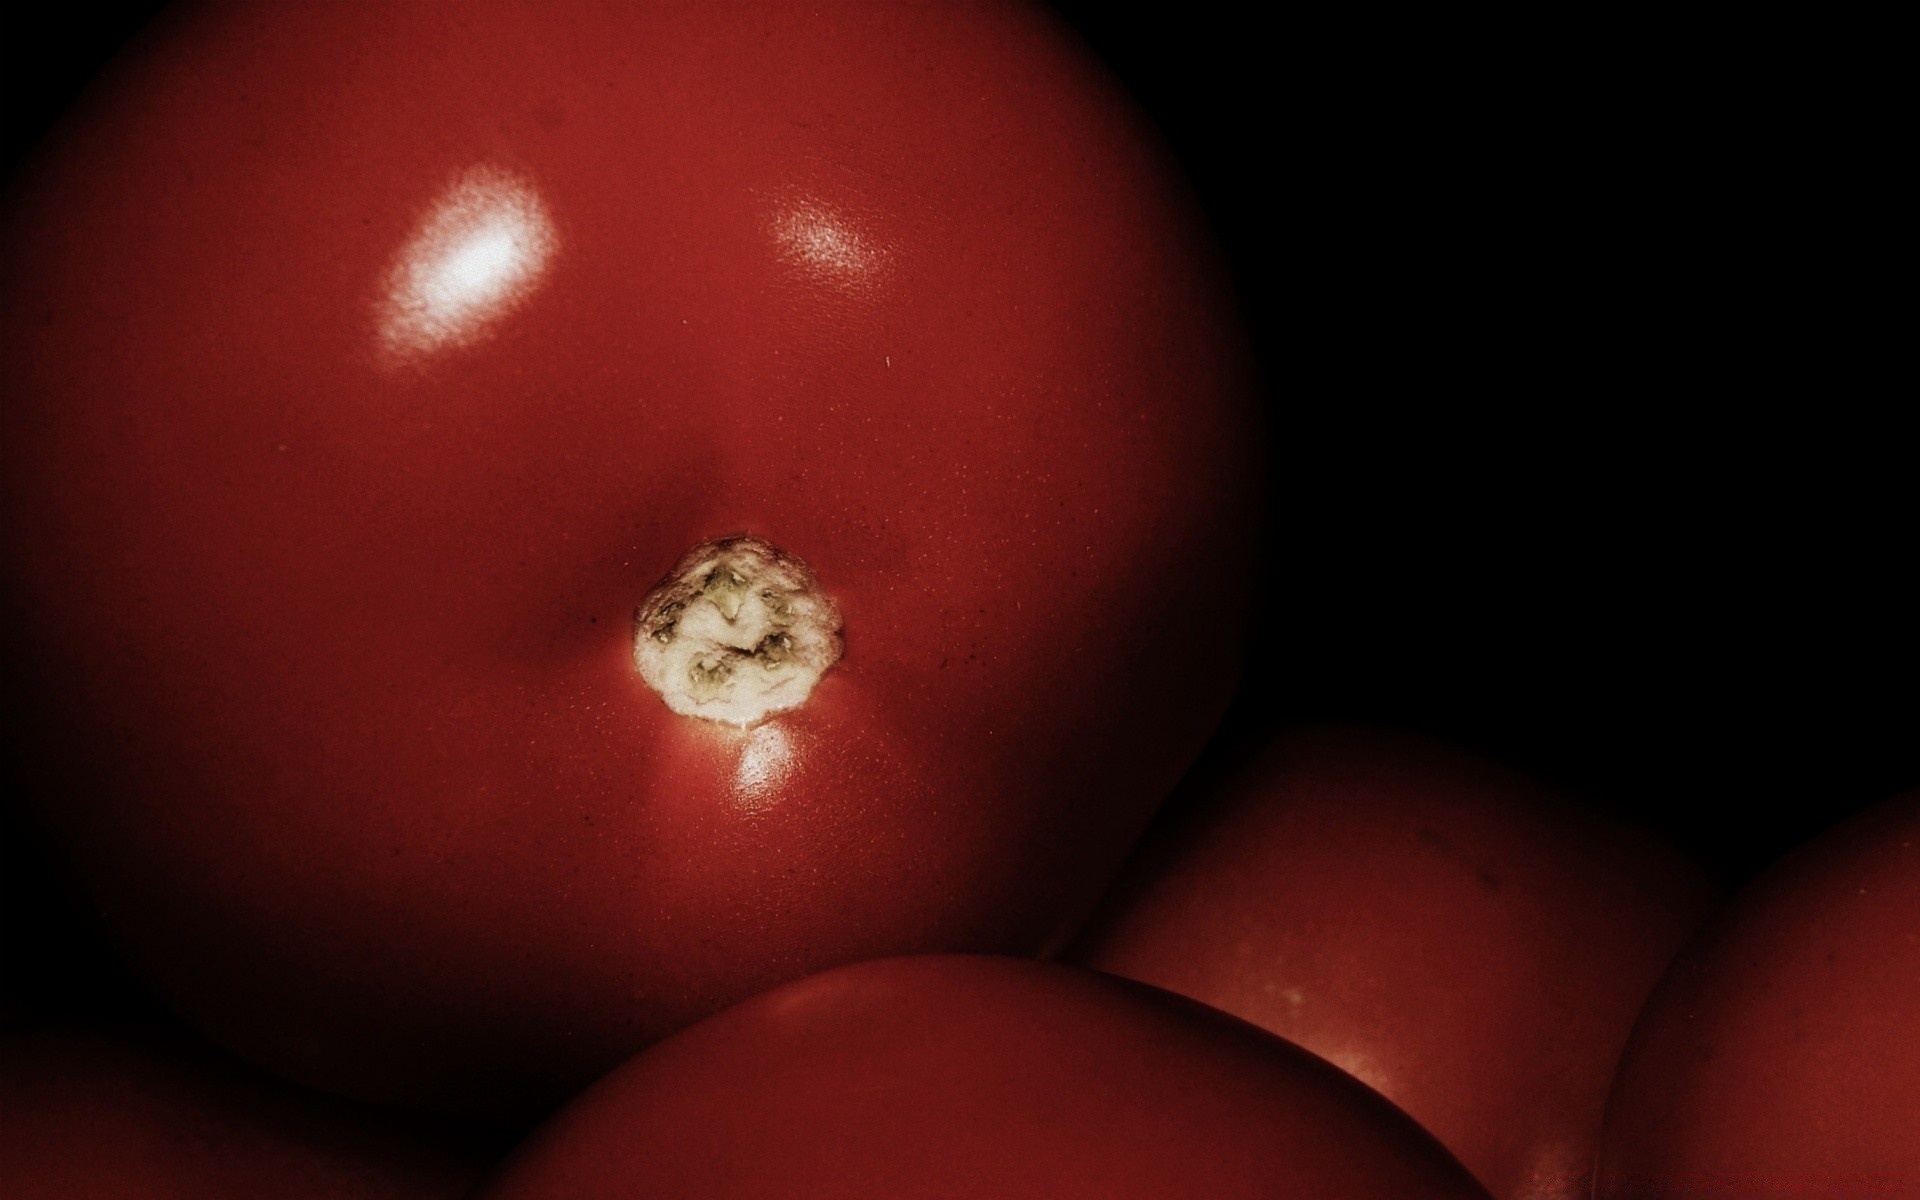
[1595,790,1920,1197]
[0,2,1255,1118]
[1069,725,1722,1200]
[0,1024,493,1199]
[474,955,1492,1200]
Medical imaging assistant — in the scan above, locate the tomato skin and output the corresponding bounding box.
[1594,790,1920,1196]
[471,955,1490,1200]
[1069,725,1721,1200]
[0,1024,493,1200]
[0,2,1256,1118]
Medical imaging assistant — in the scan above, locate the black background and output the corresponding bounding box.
[2,4,1910,1018]
[1048,4,1910,886]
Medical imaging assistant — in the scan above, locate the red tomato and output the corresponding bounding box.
[0,1024,493,1199]
[1594,790,1920,1196]
[474,955,1491,1199]
[0,3,1256,1118]
[1069,725,1722,1200]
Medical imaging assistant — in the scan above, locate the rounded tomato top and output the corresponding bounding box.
[476,955,1492,1200]
[0,1,1258,1118]
[1595,789,1920,1195]
[1070,725,1721,1200]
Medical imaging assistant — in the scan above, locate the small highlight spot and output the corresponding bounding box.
[771,194,889,292]
[377,164,557,364]
[732,722,796,812]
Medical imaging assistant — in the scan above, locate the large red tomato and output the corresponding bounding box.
[1069,725,1722,1200]
[1594,789,1920,1196]
[0,1023,493,1199]
[475,955,1492,1199]
[0,1,1257,1119]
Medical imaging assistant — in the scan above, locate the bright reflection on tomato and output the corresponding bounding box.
[379,165,559,365]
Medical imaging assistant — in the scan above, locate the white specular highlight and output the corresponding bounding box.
[633,536,843,728]
[732,723,796,812]
[771,196,888,288]
[378,165,557,362]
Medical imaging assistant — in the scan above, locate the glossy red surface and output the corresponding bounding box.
[1595,790,1920,1197]
[0,2,1256,1118]
[0,1024,492,1200]
[1069,725,1722,1200]
[474,955,1492,1200]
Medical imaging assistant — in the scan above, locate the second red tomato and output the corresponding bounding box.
[1070,725,1721,1199]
